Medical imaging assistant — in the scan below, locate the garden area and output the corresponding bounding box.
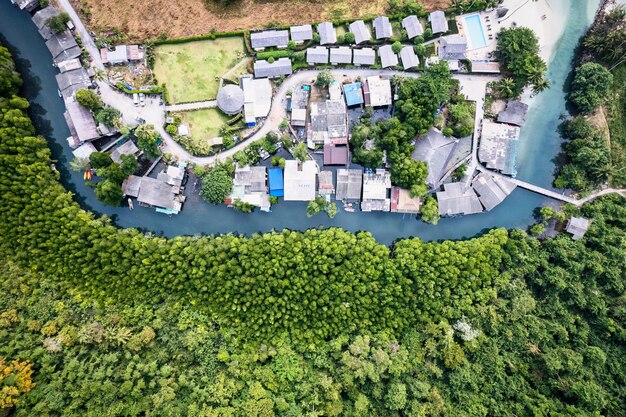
[152,37,246,104]
[171,108,234,155]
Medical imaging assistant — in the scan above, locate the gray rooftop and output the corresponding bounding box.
[373,16,393,39]
[399,46,420,69]
[438,35,467,60]
[216,84,245,115]
[353,48,376,66]
[72,142,96,160]
[307,46,329,65]
[14,0,38,11]
[254,58,293,78]
[349,20,371,44]
[436,182,483,216]
[330,47,352,64]
[310,100,348,143]
[251,30,289,49]
[402,15,424,39]
[46,30,81,64]
[336,169,363,201]
[412,128,457,187]
[478,120,520,176]
[135,176,183,212]
[290,24,313,42]
[317,22,337,45]
[234,165,267,193]
[55,67,90,93]
[378,45,398,68]
[318,170,334,195]
[497,100,529,127]
[110,140,139,163]
[361,169,391,212]
[472,173,516,211]
[32,6,59,40]
[566,217,591,240]
[64,99,99,143]
[429,10,449,34]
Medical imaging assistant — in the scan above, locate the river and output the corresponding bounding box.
[0,0,600,245]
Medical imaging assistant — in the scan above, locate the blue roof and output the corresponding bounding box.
[268,168,284,197]
[343,82,364,106]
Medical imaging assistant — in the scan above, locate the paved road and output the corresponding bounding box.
[58,0,103,70]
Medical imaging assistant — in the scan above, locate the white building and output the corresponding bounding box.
[284,160,317,201]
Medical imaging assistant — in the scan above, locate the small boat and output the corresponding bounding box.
[128,198,134,210]
[83,170,92,181]
[343,202,355,213]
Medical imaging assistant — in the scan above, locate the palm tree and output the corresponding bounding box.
[494,78,515,98]
[532,78,551,94]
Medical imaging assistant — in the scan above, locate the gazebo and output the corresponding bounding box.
[216,84,244,115]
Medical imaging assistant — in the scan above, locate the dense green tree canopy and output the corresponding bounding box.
[496,27,548,96]
[569,62,613,114]
[200,166,233,204]
[75,89,103,111]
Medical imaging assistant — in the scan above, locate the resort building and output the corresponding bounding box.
[251,30,289,50]
[497,100,529,127]
[72,142,96,160]
[317,22,337,45]
[64,98,99,146]
[349,20,371,44]
[336,169,363,201]
[268,167,284,197]
[438,35,468,71]
[110,140,139,163]
[402,15,424,39]
[13,0,39,12]
[216,84,245,115]
[123,175,185,214]
[373,16,393,39]
[478,119,521,176]
[412,128,459,188]
[254,58,293,78]
[378,45,398,68]
[46,30,81,64]
[241,76,272,126]
[471,172,516,211]
[56,67,91,99]
[436,182,483,216]
[32,6,59,40]
[318,171,334,196]
[57,58,82,73]
[157,165,186,188]
[364,76,392,107]
[343,82,364,107]
[566,217,591,240]
[353,48,376,66]
[284,160,317,201]
[399,46,420,70]
[429,11,449,34]
[361,169,392,212]
[330,47,352,65]
[308,100,348,146]
[228,165,270,211]
[290,24,313,44]
[307,46,329,65]
[390,186,421,214]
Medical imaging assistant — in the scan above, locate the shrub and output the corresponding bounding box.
[200,167,233,204]
[76,89,103,111]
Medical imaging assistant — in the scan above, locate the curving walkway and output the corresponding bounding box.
[165,100,217,112]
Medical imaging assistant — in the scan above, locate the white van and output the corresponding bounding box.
[133,93,139,106]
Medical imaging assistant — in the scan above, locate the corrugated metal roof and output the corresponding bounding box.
[317,22,337,45]
[349,20,371,44]
[330,47,352,64]
[373,16,392,39]
[254,58,293,78]
[438,35,467,60]
[290,24,313,42]
[402,15,424,39]
[32,6,59,40]
[336,169,363,201]
[46,30,80,63]
[399,46,419,69]
[436,182,483,216]
[251,30,289,49]
[353,48,376,66]
[307,46,329,64]
[342,82,364,106]
[378,45,398,68]
[429,10,449,34]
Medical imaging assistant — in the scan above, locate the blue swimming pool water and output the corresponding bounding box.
[464,14,487,49]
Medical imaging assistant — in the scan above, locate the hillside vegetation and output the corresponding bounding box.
[1,40,626,416]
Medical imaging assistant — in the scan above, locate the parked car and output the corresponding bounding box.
[133,93,139,106]
[135,116,146,124]
[139,93,145,107]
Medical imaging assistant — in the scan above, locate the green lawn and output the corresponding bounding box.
[153,37,246,104]
[606,64,626,187]
[175,109,229,155]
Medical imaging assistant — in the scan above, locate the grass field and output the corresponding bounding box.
[606,64,626,188]
[175,109,229,155]
[70,0,450,42]
[153,37,246,104]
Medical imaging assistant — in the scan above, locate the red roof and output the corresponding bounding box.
[323,144,349,166]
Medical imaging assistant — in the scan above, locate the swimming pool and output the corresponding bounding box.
[464,14,487,49]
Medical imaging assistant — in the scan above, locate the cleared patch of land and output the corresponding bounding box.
[152,37,246,104]
[70,0,450,42]
[606,64,626,188]
[175,109,229,154]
